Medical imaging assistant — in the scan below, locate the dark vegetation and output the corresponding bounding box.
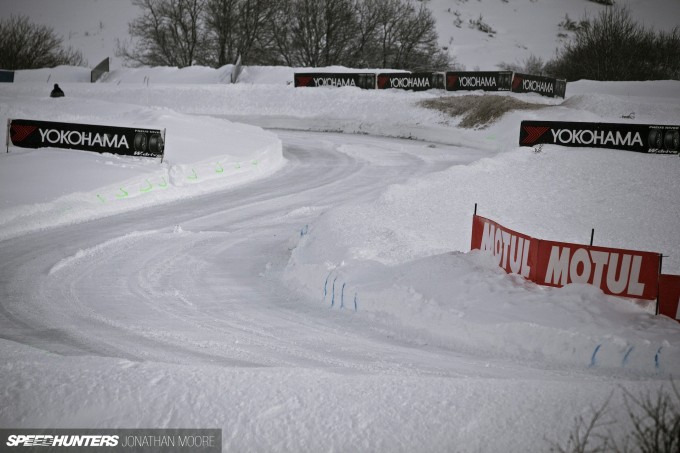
[116,0,451,71]
[0,15,86,70]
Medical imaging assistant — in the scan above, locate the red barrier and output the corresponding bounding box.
[470,215,538,279]
[658,274,680,323]
[471,215,661,301]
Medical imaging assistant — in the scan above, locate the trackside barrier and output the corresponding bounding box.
[7,118,165,160]
[446,71,512,92]
[90,57,109,83]
[658,274,680,322]
[511,73,566,98]
[520,120,680,154]
[470,214,680,324]
[377,72,444,91]
[0,70,14,83]
[294,72,376,89]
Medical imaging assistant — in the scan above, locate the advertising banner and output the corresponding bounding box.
[519,120,680,154]
[534,239,660,300]
[377,72,444,91]
[471,214,661,301]
[470,215,538,279]
[658,274,680,323]
[9,119,165,158]
[445,71,513,92]
[90,57,109,83]
[294,72,376,89]
[511,73,566,98]
[0,70,14,83]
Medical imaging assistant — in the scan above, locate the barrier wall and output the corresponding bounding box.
[294,72,376,89]
[377,72,444,91]
[90,57,109,83]
[8,118,165,159]
[658,274,680,322]
[520,120,680,154]
[446,71,512,92]
[471,214,661,301]
[511,73,566,98]
[0,70,14,83]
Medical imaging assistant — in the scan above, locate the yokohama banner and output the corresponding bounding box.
[519,120,680,154]
[8,118,165,158]
[471,214,661,300]
[294,72,376,89]
[658,274,680,323]
[511,73,566,98]
[377,72,444,91]
[446,71,513,92]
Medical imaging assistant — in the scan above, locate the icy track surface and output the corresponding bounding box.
[1,129,676,452]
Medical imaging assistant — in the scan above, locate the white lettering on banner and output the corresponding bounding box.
[544,246,646,296]
[39,128,129,149]
[459,76,496,88]
[6,435,118,447]
[522,78,553,93]
[313,77,356,87]
[550,129,643,147]
[389,77,430,88]
[480,221,531,277]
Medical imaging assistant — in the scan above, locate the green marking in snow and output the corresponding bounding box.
[140,179,153,192]
[116,188,129,199]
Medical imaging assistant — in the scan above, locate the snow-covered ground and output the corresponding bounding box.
[1,65,679,452]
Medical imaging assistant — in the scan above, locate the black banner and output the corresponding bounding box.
[0,429,220,452]
[0,70,14,83]
[445,71,512,92]
[293,72,376,89]
[91,57,110,83]
[9,119,165,158]
[519,120,680,154]
[377,72,444,91]
[511,73,566,98]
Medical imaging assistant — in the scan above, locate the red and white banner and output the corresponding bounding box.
[658,274,680,323]
[471,215,661,301]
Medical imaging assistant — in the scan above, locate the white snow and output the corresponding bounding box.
[1,1,680,451]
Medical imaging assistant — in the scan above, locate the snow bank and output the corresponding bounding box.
[0,81,284,240]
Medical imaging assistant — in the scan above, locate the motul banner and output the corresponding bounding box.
[294,72,376,89]
[470,215,539,279]
[377,72,444,91]
[519,120,680,154]
[511,73,566,98]
[471,214,661,300]
[8,119,165,158]
[534,239,660,300]
[658,274,680,323]
[446,71,512,92]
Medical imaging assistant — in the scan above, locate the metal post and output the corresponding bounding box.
[656,254,664,316]
[5,118,10,153]
[589,228,594,246]
[474,203,477,216]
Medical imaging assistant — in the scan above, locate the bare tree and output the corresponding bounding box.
[117,0,207,67]
[204,0,239,66]
[0,15,86,70]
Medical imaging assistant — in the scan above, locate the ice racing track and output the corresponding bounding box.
[0,130,666,452]
[0,130,492,373]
